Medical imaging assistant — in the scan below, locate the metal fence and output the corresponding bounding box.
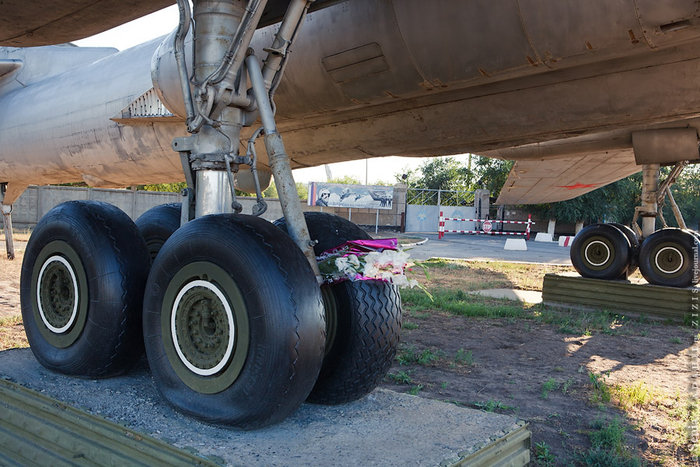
[406,188,474,207]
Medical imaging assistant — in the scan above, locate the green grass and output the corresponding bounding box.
[472,400,515,413]
[396,344,443,366]
[386,370,413,385]
[533,441,555,466]
[577,418,641,466]
[670,336,683,344]
[589,372,612,405]
[401,288,528,319]
[613,382,652,409]
[541,378,560,400]
[401,286,643,337]
[402,321,419,330]
[408,384,423,396]
[454,348,473,366]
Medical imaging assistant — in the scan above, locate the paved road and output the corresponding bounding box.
[402,233,572,264]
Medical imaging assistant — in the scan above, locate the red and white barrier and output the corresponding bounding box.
[558,235,575,247]
[438,212,533,240]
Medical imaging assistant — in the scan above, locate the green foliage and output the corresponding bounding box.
[454,348,474,366]
[472,157,513,196]
[396,344,442,366]
[402,321,419,330]
[401,156,474,191]
[137,182,187,192]
[541,378,560,399]
[534,441,556,466]
[589,371,612,404]
[386,370,413,385]
[472,400,515,412]
[576,418,641,467]
[408,384,423,395]
[262,181,278,198]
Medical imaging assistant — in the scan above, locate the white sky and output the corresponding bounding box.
[74,6,471,184]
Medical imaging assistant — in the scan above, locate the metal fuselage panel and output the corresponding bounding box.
[2,0,700,199]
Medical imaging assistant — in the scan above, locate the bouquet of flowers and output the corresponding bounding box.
[316,238,424,290]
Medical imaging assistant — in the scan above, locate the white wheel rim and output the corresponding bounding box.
[36,255,79,334]
[171,280,236,376]
[654,246,684,274]
[584,240,611,267]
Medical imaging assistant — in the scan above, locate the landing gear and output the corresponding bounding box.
[275,213,402,404]
[638,228,699,287]
[570,224,633,280]
[142,215,325,428]
[20,201,149,377]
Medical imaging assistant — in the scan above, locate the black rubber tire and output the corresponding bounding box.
[275,212,403,404]
[570,223,631,280]
[135,203,181,262]
[273,211,371,255]
[143,214,325,428]
[311,280,401,404]
[609,223,640,275]
[638,228,699,287]
[20,201,150,377]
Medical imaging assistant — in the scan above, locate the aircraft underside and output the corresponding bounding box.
[1,0,700,428]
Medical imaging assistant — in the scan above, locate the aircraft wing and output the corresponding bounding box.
[0,0,343,47]
[495,148,641,205]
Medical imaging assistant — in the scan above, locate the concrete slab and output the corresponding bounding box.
[534,232,553,242]
[504,238,527,251]
[0,348,530,466]
[473,289,543,304]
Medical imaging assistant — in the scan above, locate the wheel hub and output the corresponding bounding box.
[37,255,78,334]
[654,245,685,275]
[172,280,235,376]
[583,239,612,268]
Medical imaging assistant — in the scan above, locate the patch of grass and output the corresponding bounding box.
[472,400,515,413]
[589,372,611,405]
[401,288,528,319]
[541,378,560,400]
[386,370,412,385]
[407,384,423,396]
[440,381,448,389]
[670,336,683,344]
[396,344,442,366]
[561,378,575,395]
[533,441,555,466]
[454,348,473,366]
[402,321,419,330]
[612,381,653,409]
[577,418,641,466]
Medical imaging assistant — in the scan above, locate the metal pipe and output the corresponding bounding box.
[246,52,321,279]
[261,0,312,91]
[666,186,687,229]
[1,204,14,260]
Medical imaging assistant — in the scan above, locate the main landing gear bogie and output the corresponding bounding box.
[571,223,699,288]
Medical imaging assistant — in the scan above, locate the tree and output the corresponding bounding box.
[400,157,474,191]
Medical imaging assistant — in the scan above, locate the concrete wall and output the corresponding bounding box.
[8,184,407,230]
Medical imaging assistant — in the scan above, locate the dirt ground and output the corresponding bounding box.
[379,310,697,465]
[1,247,699,465]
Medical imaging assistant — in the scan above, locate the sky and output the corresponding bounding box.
[73,5,471,185]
